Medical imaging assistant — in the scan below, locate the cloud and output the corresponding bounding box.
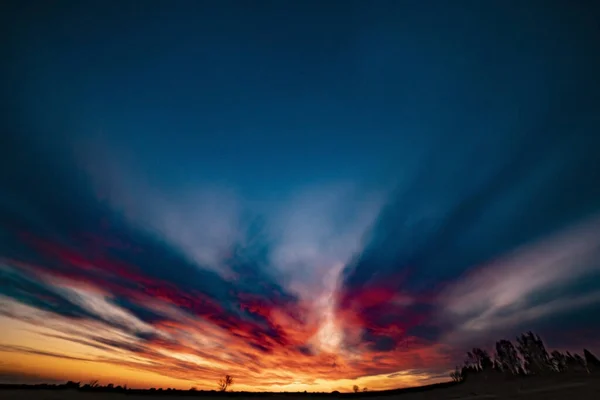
[438,215,600,343]
[335,116,600,354]
[0,266,98,321]
[0,370,65,385]
[2,76,600,390]
[1,134,431,389]
[0,344,96,362]
[0,135,310,362]
[83,150,245,276]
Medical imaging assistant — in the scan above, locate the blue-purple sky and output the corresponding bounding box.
[1,0,600,391]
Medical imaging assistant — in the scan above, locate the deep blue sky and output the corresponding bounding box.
[5,0,598,198]
[2,0,600,390]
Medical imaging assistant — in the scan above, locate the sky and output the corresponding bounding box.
[2,0,600,393]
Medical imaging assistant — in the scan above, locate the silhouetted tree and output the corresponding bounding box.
[495,339,521,375]
[65,381,80,389]
[218,375,233,392]
[454,330,599,382]
[584,349,600,372]
[516,331,552,375]
[460,362,480,381]
[551,350,567,372]
[353,385,359,393]
[363,387,368,392]
[463,347,493,381]
[450,366,464,382]
[565,351,588,374]
[466,351,476,371]
[477,348,494,370]
[492,358,501,371]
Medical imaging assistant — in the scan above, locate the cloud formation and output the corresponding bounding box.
[2,0,600,392]
[2,123,600,391]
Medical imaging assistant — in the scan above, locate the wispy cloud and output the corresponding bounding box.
[2,97,600,391]
[438,215,600,343]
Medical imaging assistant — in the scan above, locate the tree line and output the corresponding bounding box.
[450,331,600,382]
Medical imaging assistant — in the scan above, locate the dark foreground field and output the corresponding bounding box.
[2,376,599,400]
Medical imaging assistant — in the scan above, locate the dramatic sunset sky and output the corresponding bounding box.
[2,0,600,393]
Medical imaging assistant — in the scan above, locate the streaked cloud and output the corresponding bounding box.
[2,0,600,392]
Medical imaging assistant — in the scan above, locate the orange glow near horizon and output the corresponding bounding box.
[3,182,599,393]
[0,297,448,392]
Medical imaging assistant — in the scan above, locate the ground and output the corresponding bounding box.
[1,376,599,400]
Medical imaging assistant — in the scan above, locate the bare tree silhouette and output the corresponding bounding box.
[218,375,233,392]
[352,385,359,393]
